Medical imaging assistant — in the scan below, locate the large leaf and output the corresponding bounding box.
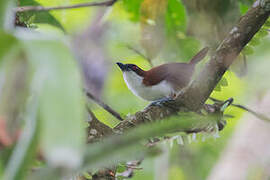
[0,33,38,180]
[22,36,85,169]
[82,113,220,171]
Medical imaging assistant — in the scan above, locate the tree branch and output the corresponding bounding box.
[86,0,270,141]
[209,97,270,122]
[86,105,114,143]
[15,0,117,12]
[179,1,270,111]
[85,90,123,121]
[126,44,153,67]
[115,0,270,128]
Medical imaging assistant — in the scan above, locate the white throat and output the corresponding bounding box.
[123,71,174,101]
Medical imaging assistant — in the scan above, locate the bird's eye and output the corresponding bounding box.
[132,66,137,71]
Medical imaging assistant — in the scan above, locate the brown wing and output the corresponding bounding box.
[143,64,169,86]
[143,63,194,91]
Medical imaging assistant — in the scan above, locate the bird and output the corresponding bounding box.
[116,47,209,105]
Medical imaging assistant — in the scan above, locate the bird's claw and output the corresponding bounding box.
[149,97,174,107]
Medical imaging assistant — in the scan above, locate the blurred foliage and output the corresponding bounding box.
[23,39,86,169]
[17,0,64,30]
[140,0,167,60]
[82,112,224,172]
[0,0,269,179]
[122,0,143,21]
[0,30,85,180]
[34,0,95,32]
[0,0,16,29]
[0,31,18,60]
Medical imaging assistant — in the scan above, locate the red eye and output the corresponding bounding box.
[132,66,137,71]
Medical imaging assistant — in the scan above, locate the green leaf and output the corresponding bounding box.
[165,0,186,35]
[117,164,127,173]
[256,29,269,38]
[82,113,219,171]
[83,172,92,180]
[163,0,201,61]
[242,45,254,55]
[265,19,270,27]
[248,37,261,46]
[238,0,253,6]
[23,37,85,169]
[122,0,144,21]
[214,84,221,91]
[0,31,18,61]
[214,77,228,91]
[238,2,249,15]
[32,0,95,31]
[220,77,228,86]
[18,0,64,31]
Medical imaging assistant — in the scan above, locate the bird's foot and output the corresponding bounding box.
[149,97,174,107]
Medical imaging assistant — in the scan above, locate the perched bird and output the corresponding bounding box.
[116,47,209,104]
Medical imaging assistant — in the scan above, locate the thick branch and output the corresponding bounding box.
[115,0,270,129]
[179,0,270,110]
[86,106,114,143]
[87,0,269,141]
[15,0,117,12]
[126,45,153,67]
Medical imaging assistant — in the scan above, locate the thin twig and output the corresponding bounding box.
[126,45,153,67]
[15,0,117,12]
[231,104,270,122]
[85,90,123,121]
[209,97,270,122]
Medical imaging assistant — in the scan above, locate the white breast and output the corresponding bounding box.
[123,71,174,101]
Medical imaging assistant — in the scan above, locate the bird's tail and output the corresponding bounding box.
[189,47,209,65]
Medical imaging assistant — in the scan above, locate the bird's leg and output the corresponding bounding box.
[148,97,174,107]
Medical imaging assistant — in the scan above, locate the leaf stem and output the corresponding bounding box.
[85,90,123,121]
[15,0,117,12]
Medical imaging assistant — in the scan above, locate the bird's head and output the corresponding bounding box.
[116,62,145,77]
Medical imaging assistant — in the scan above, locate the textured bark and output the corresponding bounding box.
[86,0,270,142]
[116,0,270,131]
[178,0,270,111]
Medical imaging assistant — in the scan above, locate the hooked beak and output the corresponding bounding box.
[116,62,128,71]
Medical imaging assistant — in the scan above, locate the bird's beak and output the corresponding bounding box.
[116,62,127,71]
